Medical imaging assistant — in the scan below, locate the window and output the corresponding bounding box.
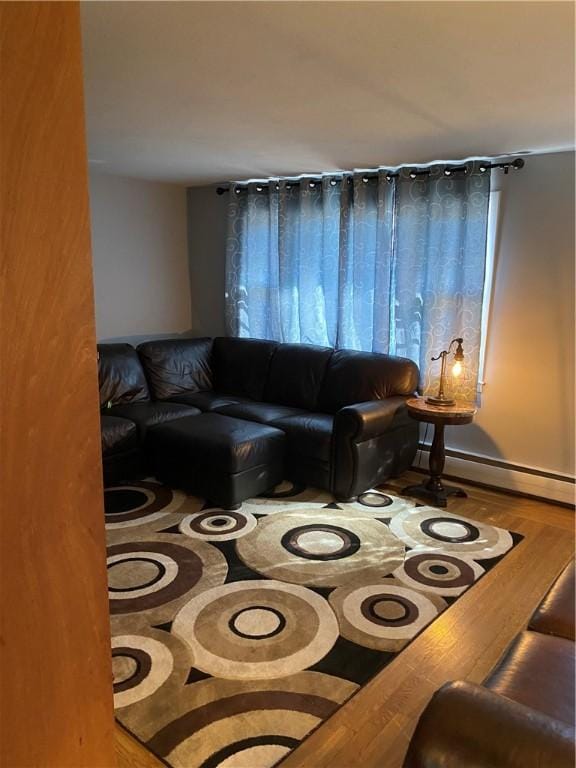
[226,163,492,400]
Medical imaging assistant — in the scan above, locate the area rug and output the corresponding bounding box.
[105,479,522,768]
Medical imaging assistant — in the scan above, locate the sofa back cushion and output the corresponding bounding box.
[98,343,150,407]
[318,349,419,413]
[137,338,213,400]
[265,343,333,410]
[213,337,277,401]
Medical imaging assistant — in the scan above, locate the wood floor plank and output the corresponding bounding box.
[115,474,574,768]
[116,725,164,768]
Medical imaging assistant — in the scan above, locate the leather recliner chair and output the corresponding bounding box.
[402,560,575,768]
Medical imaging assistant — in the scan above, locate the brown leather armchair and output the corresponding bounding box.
[403,561,575,768]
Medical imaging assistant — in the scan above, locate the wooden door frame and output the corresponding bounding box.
[1,3,116,765]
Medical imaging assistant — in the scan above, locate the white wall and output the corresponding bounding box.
[448,151,574,477]
[186,151,575,482]
[89,172,191,340]
[187,187,228,337]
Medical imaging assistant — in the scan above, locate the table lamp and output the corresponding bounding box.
[425,337,464,406]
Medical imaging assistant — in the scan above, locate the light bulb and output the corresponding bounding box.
[452,360,462,377]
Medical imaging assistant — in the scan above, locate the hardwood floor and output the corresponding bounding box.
[115,474,574,768]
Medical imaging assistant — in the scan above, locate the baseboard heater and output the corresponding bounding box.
[413,444,575,507]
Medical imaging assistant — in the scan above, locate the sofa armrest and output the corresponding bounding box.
[335,396,410,443]
[403,681,575,768]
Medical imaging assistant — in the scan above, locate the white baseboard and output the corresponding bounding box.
[414,447,575,506]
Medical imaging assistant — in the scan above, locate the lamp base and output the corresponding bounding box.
[425,395,456,407]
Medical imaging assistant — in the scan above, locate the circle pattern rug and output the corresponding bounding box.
[106,479,521,768]
[179,508,258,541]
[329,579,446,652]
[107,532,228,624]
[236,508,405,586]
[394,550,485,596]
[172,579,339,679]
[388,506,514,558]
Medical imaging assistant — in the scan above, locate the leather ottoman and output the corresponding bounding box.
[147,413,285,508]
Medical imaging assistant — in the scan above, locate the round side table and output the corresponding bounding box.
[402,397,477,508]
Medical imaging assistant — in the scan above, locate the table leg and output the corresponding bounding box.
[426,422,445,493]
[402,422,468,507]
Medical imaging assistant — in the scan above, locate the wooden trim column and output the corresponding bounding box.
[0,2,116,765]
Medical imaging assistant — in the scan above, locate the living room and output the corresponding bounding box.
[2,2,574,768]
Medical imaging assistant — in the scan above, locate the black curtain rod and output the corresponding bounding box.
[216,158,525,194]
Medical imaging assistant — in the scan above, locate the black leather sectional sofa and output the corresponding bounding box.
[99,337,419,506]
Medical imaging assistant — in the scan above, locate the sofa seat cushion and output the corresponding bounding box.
[169,391,251,412]
[148,414,285,474]
[529,561,575,641]
[214,401,308,424]
[271,413,334,462]
[485,630,575,726]
[108,402,201,437]
[100,414,139,457]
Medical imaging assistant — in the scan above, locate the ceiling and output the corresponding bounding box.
[81,1,575,186]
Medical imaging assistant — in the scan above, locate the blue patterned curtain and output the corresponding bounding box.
[225,162,491,398]
[225,178,341,345]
